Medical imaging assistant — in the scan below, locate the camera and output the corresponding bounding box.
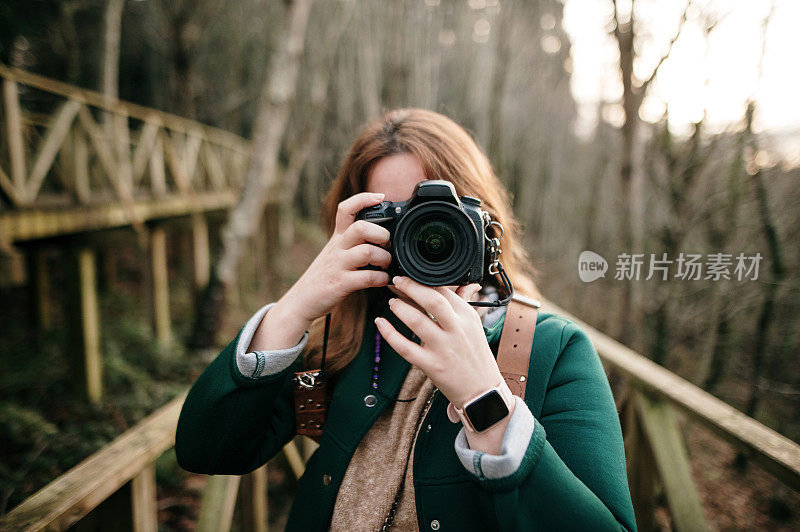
[355,180,497,286]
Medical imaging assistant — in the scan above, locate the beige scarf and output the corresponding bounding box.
[330,364,436,531]
[330,293,499,531]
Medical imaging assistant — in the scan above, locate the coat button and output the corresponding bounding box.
[364,394,377,407]
[426,424,432,432]
[430,519,440,530]
[322,474,331,485]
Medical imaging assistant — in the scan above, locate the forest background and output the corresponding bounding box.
[1,0,798,528]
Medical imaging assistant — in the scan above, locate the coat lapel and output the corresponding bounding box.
[323,301,413,450]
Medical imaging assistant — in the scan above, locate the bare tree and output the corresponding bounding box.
[610,0,689,348]
[743,104,787,418]
[101,0,124,103]
[191,0,314,348]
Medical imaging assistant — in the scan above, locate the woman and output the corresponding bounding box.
[176,108,637,531]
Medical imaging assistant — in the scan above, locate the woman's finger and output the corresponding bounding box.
[391,276,457,331]
[334,192,385,235]
[375,317,428,368]
[387,284,427,315]
[341,269,390,292]
[388,296,441,346]
[454,283,482,302]
[342,243,392,269]
[340,219,391,250]
[438,283,482,318]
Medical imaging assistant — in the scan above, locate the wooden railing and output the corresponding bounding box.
[2,298,798,531]
[0,391,314,531]
[545,300,800,532]
[0,65,250,243]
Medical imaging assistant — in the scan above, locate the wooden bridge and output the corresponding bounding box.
[0,64,250,404]
[0,64,248,241]
[1,68,799,531]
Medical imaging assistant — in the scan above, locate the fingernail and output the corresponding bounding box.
[392,276,401,285]
[388,297,397,305]
[373,193,385,199]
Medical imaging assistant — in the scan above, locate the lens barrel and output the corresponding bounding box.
[393,201,477,285]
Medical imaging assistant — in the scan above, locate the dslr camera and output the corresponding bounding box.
[355,180,501,286]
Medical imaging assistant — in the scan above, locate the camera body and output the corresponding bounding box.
[355,180,489,286]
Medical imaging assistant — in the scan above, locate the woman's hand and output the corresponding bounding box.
[252,192,392,352]
[281,192,392,324]
[375,275,502,409]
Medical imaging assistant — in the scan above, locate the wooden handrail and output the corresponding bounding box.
[0,393,185,531]
[0,64,250,154]
[3,298,799,531]
[542,298,800,492]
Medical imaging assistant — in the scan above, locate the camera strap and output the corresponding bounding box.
[496,293,541,398]
[293,313,331,442]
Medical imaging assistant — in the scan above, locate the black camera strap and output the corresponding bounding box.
[469,262,514,308]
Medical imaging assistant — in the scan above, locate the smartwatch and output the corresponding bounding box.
[447,379,515,433]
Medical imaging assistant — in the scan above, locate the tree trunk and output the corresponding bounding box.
[743,103,786,419]
[102,0,124,102]
[190,0,314,348]
[487,0,514,175]
[102,0,124,137]
[612,4,640,348]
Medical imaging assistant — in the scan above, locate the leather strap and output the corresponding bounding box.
[294,370,328,442]
[496,293,541,399]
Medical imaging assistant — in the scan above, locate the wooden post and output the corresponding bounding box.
[623,391,656,532]
[6,252,26,286]
[114,111,133,191]
[72,466,155,532]
[636,392,709,532]
[74,127,91,202]
[3,78,27,193]
[283,439,306,480]
[192,214,210,298]
[150,132,167,197]
[26,247,52,331]
[65,246,103,404]
[197,476,240,532]
[238,466,269,532]
[149,224,171,346]
[131,464,158,532]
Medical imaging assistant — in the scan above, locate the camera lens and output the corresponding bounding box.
[394,202,476,285]
[416,221,455,263]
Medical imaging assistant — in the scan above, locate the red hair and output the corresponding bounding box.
[304,108,540,374]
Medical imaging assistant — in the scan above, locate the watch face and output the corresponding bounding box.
[464,390,509,432]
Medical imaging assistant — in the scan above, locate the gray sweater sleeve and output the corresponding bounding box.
[453,395,535,480]
[234,302,308,380]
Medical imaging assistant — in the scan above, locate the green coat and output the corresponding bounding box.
[176,301,637,531]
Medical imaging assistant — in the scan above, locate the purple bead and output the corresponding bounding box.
[371,332,383,390]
